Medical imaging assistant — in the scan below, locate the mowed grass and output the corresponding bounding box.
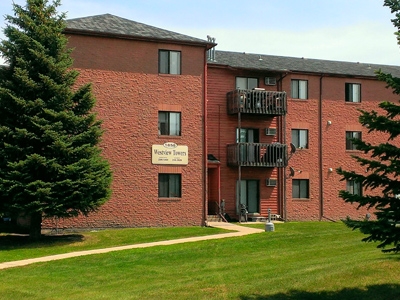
[1,222,400,299]
[0,226,228,263]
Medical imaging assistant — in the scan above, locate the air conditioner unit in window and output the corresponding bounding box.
[265,77,277,86]
[266,178,277,187]
[265,128,277,136]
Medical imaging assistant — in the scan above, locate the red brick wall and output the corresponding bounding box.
[65,34,205,76]
[284,74,399,221]
[207,66,282,218]
[207,66,400,222]
[50,34,207,229]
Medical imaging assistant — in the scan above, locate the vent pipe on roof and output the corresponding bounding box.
[207,35,216,62]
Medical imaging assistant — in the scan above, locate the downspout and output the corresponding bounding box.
[203,51,208,226]
[282,105,287,221]
[319,74,324,221]
[277,73,288,221]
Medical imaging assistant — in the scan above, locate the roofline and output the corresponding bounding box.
[63,28,217,50]
[207,61,380,79]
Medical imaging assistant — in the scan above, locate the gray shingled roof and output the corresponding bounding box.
[210,50,400,78]
[65,14,211,46]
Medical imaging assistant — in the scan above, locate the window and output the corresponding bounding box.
[291,79,308,99]
[346,131,361,150]
[159,50,181,74]
[158,112,181,136]
[292,129,308,149]
[346,180,362,196]
[345,83,361,103]
[236,128,259,143]
[292,179,309,199]
[158,174,181,198]
[236,77,258,90]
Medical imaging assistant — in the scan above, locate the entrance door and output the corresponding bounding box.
[237,180,259,214]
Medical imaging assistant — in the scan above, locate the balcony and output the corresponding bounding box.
[227,143,287,167]
[227,89,287,115]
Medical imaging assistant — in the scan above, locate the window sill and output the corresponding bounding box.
[289,98,308,101]
[158,73,181,77]
[345,101,361,105]
[292,198,310,201]
[158,135,182,139]
[158,197,181,202]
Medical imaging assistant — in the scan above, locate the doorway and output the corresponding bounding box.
[237,180,260,214]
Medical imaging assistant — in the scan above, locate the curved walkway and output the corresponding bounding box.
[0,222,264,270]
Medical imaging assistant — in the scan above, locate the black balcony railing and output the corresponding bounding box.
[227,143,287,167]
[227,89,287,115]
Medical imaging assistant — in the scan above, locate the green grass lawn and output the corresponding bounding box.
[1,222,400,299]
[0,226,228,263]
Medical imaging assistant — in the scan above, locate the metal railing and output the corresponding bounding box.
[227,89,287,115]
[227,143,287,167]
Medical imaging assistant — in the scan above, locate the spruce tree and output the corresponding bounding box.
[0,0,112,239]
[337,0,400,253]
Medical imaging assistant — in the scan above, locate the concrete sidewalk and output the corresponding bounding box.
[0,222,264,270]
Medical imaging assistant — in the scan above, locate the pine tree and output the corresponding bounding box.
[337,0,400,253]
[0,0,112,239]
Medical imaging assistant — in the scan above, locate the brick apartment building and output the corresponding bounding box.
[58,14,214,228]
[207,51,400,222]
[44,14,400,229]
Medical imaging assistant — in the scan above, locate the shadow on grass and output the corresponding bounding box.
[0,234,84,250]
[240,284,400,300]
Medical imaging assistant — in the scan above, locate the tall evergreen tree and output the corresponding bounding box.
[0,0,112,239]
[337,0,400,253]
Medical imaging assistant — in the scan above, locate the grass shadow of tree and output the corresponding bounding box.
[0,233,85,250]
[240,284,400,300]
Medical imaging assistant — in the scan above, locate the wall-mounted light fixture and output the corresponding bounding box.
[327,120,332,125]
[328,168,333,173]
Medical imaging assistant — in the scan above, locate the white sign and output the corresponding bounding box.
[152,142,188,165]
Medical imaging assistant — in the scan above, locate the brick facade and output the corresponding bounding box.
[284,74,397,221]
[51,32,208,229]
[41,15,400,229]
[207,61,400,222]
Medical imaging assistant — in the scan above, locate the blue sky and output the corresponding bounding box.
[1,0,400,65]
